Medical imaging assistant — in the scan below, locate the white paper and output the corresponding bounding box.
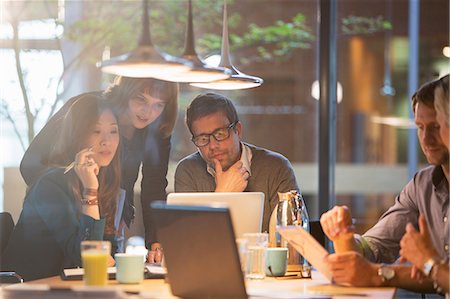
[63,267,116,277]
[145,264,167,275]
[277,226,332,281]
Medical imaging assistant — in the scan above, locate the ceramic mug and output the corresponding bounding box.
[265,247,288,277]
[115,253,145,284]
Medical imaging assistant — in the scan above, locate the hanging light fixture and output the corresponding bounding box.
[97,0,191,78]
[380,1,395,97]
[191,0,263,90]
[153,0,231,83]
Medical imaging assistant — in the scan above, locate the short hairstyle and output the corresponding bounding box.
[434,74,449,126]
[412,76,441,114]
[186,93,239,135]
[104,76,179,138]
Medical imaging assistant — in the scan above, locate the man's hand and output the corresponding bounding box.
[214,159,249,192]
[320,205,355,242]
[326,252,380,287]
[409,266,427,283]
[399,214,439,272]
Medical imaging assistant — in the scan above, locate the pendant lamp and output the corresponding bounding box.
[152,0,231,83]
[97,0,191,78]
[191,1,263,90]
[380,1,395,97]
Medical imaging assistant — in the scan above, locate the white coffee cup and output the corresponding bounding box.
[115,253,145,284]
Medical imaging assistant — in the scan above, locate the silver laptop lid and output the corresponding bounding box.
[167,192,264,238]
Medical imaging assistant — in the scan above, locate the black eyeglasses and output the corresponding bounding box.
[191,122,238,147]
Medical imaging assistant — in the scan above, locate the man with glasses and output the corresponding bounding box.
[174,93,300,232]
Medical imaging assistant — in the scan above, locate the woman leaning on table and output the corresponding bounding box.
[20,76,178,262]
[3,94,120,281]
[400,74,449,296]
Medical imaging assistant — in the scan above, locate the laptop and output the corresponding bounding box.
[151,202,247,299]
[167,192,264,238]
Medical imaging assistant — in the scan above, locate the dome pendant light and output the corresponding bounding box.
[98,0,191,78]
[191,0,263,90]
[153,0,231,83]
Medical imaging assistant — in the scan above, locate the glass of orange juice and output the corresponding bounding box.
[81,240,111,286]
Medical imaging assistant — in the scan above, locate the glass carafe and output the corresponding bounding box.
[273,190,310,274]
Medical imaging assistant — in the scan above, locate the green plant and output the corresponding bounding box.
[341,15,392,35]
[65,1,316,65]
[1,0,392,151]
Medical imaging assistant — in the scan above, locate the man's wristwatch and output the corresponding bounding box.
[378,264,395,283]
[423,257,438,277]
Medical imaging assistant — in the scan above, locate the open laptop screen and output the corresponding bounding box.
[151,203,247,299]
[167,192,264,238]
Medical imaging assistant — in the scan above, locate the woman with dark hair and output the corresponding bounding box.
[19,76,178,262]
[3,94,121,281]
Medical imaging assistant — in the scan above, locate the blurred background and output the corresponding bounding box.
[1,0,448,236]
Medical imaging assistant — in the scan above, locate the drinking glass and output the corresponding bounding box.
[81,240,111,286]
[235,238,248,275]
[243,233,268,280]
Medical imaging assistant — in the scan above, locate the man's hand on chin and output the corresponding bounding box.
[214,159,249,192]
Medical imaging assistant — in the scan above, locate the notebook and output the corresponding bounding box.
[151,202,248,299]
[167,192,264,238]
[61,265,165,280]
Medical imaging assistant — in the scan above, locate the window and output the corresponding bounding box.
[1,0,448,235]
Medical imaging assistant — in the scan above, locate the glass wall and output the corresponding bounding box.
[1,0,448,236]
[1,2,65,217]
[336,0,448,232]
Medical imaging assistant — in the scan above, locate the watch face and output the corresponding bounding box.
[423,259,437,276]
[380,266,395,280]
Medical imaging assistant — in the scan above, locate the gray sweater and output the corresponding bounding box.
[174,143,300,232]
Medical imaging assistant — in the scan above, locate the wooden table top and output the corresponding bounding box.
[2,270,396,299]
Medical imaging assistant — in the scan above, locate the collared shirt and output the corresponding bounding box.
[175,142,299,233]
[206,142,253,177]
[356,165,450,263]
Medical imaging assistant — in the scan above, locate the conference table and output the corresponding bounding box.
[1,270,396,299]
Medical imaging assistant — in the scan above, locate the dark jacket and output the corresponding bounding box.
[19,92,170,248]
[2,168,106,281]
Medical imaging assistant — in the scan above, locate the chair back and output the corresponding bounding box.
[0,212,23,283]
[0,212,14,257]
[309,220,326,247]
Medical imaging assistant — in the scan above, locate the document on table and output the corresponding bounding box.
[61,265,166,280]
[145,264,167,275]
[61,267,116,280]
[277,226,332,281]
